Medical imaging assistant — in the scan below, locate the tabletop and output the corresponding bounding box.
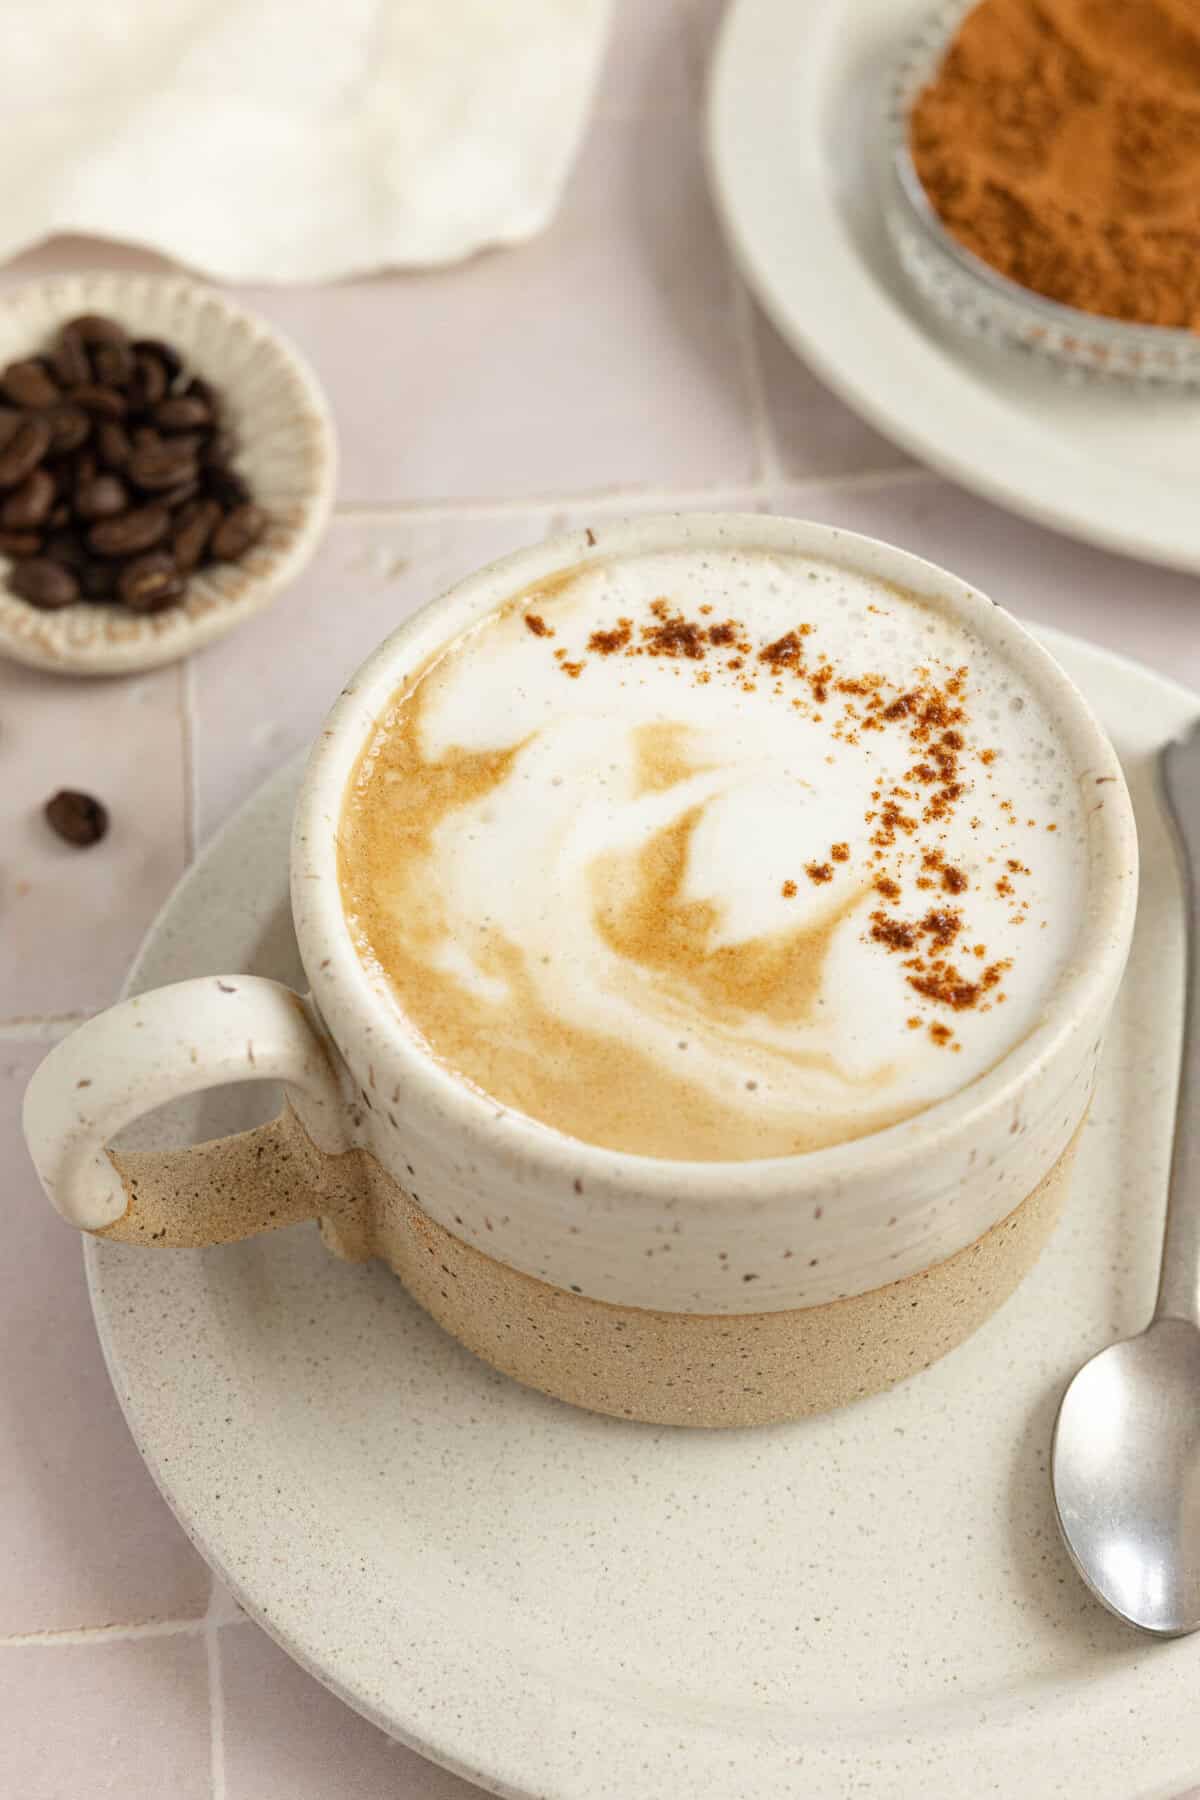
[3,3,1200,1796]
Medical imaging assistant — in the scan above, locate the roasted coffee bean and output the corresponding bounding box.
[0,529,42,556]
[67,315,130,348]
[154,394,212,432]
[132,338,184,383]
[96,420,132,469]
[4,314,263,617]
[42,403,91,455]
[10,557,79,608]
[43,530,88,570]
[127,350,169,411]
[79,557,117,600]
[129,436,197,492]
[1,467,56,530]
[160,478,200,512]
[1,358,61,410]
[201,463,252,508]
[0,415,51,488]
[211,502,266,562]
[52,324,93,388]
[171,498,221,571]
[118,550,183,612]
[89,502,168,557]
[74,473,128,521]
[91,340,135,387]
[45,788,108,846]
[70,383,127,419]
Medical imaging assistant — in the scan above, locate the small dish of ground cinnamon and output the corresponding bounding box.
[885,0,1200,383]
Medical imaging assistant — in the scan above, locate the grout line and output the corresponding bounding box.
[205,1581,228,1800]
[776,461,934,503]
[326,462,928,530]
[179,655,199,868]
[0,1012,91,1042]
[0,1616,208,1648]
[728,273,779,489]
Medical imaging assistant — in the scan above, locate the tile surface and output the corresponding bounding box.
[3,0,1200,1793]
[0,660,187,1020]
[0,1633,210,1799]
[0,1045,211,1634]
[222,1621,485,1799]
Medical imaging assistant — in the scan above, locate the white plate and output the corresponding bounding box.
[707,0,1200,574]
[86,629,1200,1800]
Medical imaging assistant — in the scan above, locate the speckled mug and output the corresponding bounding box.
[23,515,1138,1427]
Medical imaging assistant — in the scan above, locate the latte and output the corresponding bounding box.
[338,546,1086,1161]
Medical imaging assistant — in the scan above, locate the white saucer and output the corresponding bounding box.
[87,629,1200,1800]
[707,0,1200,575]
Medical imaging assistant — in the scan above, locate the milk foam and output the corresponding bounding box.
[339,549,1087,1161]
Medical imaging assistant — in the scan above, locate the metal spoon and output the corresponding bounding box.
[1052,722,1200,1637]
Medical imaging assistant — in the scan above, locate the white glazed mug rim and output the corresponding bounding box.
[291,511,1137,1211]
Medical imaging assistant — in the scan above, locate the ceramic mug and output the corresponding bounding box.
[23,515,1138,1427]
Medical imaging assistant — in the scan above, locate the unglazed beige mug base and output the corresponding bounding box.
[100,1104,1079,1429]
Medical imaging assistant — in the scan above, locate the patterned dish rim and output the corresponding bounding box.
[0,272,336,675]
[884,0,1200,387]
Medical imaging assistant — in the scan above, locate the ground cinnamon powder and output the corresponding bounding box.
[910,0,1200,329]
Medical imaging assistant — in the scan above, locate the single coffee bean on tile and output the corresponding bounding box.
[1,467,56,530]
[44,788,108,846]
[10,557,79,607]
[1,358,61,409]
[43,403,92,455]
[74,473,129,521]
[0,529,42,556]
[52,323,93,388]
[96,420,132,469]
[0,415,51,488]
[89,501,169,556]
[211,502,266,562]
[118,549,184,612]
[171,498,221,571]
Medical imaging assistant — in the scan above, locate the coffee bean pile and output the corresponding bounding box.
[0,314,266,614]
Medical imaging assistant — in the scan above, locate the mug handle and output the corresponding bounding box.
[23,975,358,1247]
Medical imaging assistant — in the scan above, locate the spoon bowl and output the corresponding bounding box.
[1053,1317,1200,1637]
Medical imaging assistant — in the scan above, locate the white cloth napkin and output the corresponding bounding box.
[0,0,611,281]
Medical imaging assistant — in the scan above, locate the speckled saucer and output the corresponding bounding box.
[85,629,1200,1799]
[0,273,335,675]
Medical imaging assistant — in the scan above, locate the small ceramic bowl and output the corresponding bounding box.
[883,1,1200,387]
[0,272,336,675]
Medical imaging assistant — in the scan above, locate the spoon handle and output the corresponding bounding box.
[1157,721,1200,1328]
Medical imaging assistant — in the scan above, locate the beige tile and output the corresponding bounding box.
[769,473,1200,692]
[222,1621,484,1799]
[0,661,187,1021]
[4,119,760,507]
[229,104,754,506]
[0,1634,210,1799]
[0,1044,211,1633]
[190,512,552,845]
[754,304,912,481]
[596,0,695,115]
